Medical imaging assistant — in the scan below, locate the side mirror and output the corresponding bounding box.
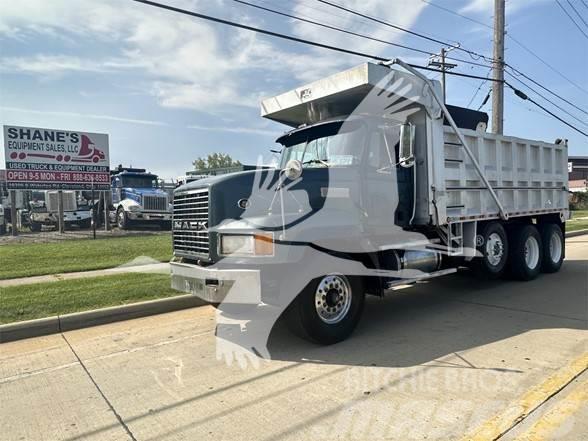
[283,159,303,180]
[399,123,415,168]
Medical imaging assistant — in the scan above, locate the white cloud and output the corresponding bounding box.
[0,0,428,111]
[187,124,280,136]
[461,0,550,14]
[0,106,168,126]
[0,55,118,74]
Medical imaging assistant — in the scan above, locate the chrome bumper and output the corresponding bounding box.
[128,212,171,221]
[170,261,261,304]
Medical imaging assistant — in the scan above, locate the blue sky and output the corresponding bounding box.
[1,0,587,180]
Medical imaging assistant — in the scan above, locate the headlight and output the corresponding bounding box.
[220,233,274,256]
[128,205,141,212]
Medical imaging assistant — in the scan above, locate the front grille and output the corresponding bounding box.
[172,189,210,256]
[143,195,168,211]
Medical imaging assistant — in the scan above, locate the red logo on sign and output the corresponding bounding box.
[9,134,105,163]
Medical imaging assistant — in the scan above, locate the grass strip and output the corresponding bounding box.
[0,273,180,324]
[0,234,172,280]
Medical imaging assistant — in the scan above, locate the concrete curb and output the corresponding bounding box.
[566,229,588,238]
[0,294,206,344]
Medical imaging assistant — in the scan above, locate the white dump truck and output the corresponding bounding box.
[170,60,569,344]
[28,191,92,231]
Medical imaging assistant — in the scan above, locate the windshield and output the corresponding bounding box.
[121,176,157,188]
[279,120,366,168]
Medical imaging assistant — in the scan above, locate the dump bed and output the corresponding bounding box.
[440,128,569,223]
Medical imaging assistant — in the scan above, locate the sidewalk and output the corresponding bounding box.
[0,263,170,288]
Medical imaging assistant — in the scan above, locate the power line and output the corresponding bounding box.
[417,0,588,99]
[505,34,588,98]
[418,0,492,29]
[582,0,588,10]
[466,67,493,108]
[231,0,433,56]
[566,0,588,28]
[506,66,588,117]
[233,0,493,69]
[272,0,458,45]
[477,89,491,111]
[506,71,588,128]
[317,0,588,109]
[314,0,496,63]
[507,84,588,137]
[556,0,588,39]
[129,0,587,137]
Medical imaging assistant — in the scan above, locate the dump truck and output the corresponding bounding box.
[170,60,569,345]
[110,166,172,229]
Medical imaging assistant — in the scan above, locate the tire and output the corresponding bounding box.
[539,223,564,273]
[116,207,129,230]
[508,224,543,281]
[30,222,42,232]
[79,218,92,229]
[471,221,509,279]
[287,274,365,345]
[0,224,6,235]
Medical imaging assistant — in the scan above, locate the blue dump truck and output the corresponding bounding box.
[110,166,172,230]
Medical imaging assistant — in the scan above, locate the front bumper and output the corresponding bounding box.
[128,211,171,221]
[170,261,261,304]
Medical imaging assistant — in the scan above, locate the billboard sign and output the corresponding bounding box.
[3,125,110,190]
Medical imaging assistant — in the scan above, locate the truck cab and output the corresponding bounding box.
[111,166,172,229]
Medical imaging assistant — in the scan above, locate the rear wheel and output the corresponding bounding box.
[287,274,364,345]
[509,225,542,281]
[539,223,564,273]
[471,222,509,279]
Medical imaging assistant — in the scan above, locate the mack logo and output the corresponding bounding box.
[173,220,208,231]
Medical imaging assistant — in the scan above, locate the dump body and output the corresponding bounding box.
[440,128,568,223]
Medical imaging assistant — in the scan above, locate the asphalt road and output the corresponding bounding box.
[1,235,587,441]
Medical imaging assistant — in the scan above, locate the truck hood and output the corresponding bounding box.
[122,187,168,204]
[177,167,361,231]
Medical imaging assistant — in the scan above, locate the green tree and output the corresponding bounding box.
[193,153,241,170]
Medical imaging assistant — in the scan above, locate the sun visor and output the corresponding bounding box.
[261,62,442,127]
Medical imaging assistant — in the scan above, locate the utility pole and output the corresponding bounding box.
[492,0,506,134]
[428,45,458,103]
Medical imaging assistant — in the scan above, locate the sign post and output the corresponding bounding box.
[10,190,17,236]
[57,190,65,233]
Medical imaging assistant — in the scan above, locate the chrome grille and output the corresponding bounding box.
[173,189,209,256]
[143,195,168,211]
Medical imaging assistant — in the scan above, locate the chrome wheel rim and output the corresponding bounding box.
[549,231,562,264]
[315,275,352,324]
[486,232,504,267]
[524,236,540,269]
[117,211,124,227]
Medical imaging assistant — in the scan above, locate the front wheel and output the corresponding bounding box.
[116,208,129,230]
[287,274,365,345]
